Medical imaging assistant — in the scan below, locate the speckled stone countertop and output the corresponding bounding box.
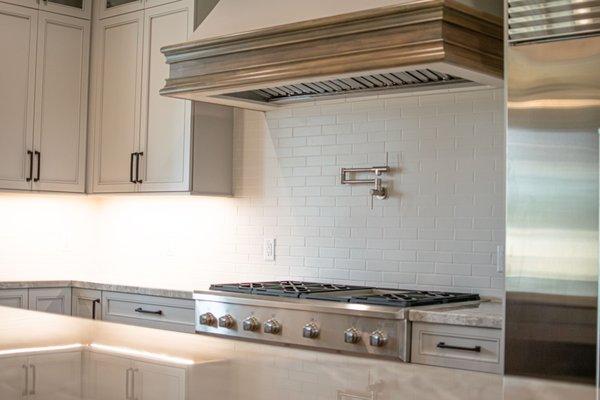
[0,280,194,300]
[408,300,503,329]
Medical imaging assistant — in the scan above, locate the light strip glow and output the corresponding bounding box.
[508,99,600,110]
[90,343,195,365]
[0,343,83,356]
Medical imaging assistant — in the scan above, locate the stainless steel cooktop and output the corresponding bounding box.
[194,281,480,361]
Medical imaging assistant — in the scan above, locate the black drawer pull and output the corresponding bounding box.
[134,307,163,315]
[437,342,481,352]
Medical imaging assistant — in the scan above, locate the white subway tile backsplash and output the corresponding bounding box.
[0,89,504,298]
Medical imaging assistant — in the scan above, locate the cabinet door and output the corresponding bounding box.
[28,288,72,315]
[71,288,102,320]
[90,11,144,193]
[33,12,90,193]
[138,1,193,192]
[39,0,92,20]
[28,351,82,400]
[86,352,131,400]
[0,3,37,191]
[0,289,28,310]
[97,0,143,19]
[0,356,27,400]
[0,0,39,9]
[133,360,186,400]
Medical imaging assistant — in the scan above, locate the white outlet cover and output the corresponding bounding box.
[264,238,275,261]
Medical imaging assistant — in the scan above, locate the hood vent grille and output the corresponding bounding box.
[161,0,503,111]
[508,0,600,44]
[235,69,468,104]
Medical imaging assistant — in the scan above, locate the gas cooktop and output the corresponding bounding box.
[209,280,479,307]
[196,281,481,360]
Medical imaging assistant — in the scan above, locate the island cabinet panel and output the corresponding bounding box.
[86,351,187,400]
[0,356,28,400]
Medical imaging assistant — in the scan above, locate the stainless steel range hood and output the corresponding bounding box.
[160,0,503,111]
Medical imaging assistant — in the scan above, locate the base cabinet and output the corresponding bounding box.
[28,288,72,316]
[0,350,81,400]
[0,289,28,309]
[72,288,102,320]
[86,351,186,400]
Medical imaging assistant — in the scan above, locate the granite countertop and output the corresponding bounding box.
[1,280,504,328]
[0,280,194,300]
[408,300,503,329]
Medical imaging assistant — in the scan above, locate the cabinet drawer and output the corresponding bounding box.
[102,292,194,333]
[411,322,501,373]
[0,289,28,309]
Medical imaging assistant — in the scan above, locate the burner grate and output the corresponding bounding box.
[209,281,367,298]
[348,291,479,307]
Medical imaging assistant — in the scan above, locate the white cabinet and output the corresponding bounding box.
[90,10,144,193]
[0,356,27,400]
[0,2,90,193]
[133,360,186,400]
[40,0,92,20]
[28,351,82,400]
[72,288,102,320]
[0,289,28,309]
[33,12,90,192]
[0,0,40,9]
[0,351,81,400]
[0,2,37,191]
[90,0,194,193]
[28,288,72,315]
[87,351,186,400]
[96,0,180,19]
[138,1,192,192]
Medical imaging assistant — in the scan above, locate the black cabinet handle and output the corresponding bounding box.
[134,307,162,315]
[26,151,33,182]
[34,151,40,182]
[135,152,143,183]
[437,342,481,352]
[92,299,100,320]
[130,153,136,183]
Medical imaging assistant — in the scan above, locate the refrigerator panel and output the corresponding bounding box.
[506,35,600,383]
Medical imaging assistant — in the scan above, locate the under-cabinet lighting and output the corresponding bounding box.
[90,343,195,365]
[0,343,83,356]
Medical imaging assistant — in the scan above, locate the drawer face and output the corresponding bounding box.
[0,289,28,309]
[411,322,502,373]
[103,292,194,333]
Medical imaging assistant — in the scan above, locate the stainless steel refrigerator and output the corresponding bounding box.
[506,0,600,384]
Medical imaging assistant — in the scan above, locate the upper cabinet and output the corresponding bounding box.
[96,0,180,19]
[0,2,90,193]
[1,0,92,19]
[0,3,37,191]
[90,11,144,193]
[89,0,194,193]
[34,12,90,192]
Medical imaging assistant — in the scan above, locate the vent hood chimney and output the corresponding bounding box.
[160,0,503,111]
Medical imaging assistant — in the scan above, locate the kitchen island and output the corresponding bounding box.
[0,305,593,400]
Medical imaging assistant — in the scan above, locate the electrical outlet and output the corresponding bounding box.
[264,238,275,261]
[496,245,505,273]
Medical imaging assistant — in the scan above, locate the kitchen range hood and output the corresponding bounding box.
[160,0,503,111]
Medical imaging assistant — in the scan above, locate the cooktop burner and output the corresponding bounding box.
[209,281,479,306]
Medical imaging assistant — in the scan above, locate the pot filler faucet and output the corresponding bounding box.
[341,155,391,209]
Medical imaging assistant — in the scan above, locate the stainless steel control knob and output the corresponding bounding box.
[369,330,387,347]
[263,319,281,335]
[302,322,320,339]
[218,314,235,329]
[199,312,216,326]
[344,328,361,344]
[242,316,260,332]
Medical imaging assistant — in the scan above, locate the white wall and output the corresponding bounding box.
[0,88,505,298]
